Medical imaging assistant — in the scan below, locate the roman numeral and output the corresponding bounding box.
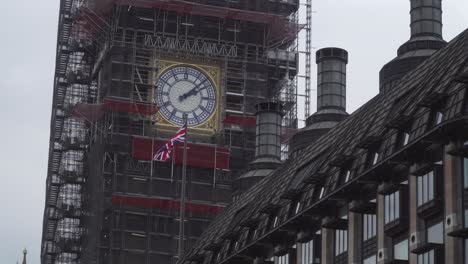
[184,67,189,79]
[171,69,179,81]
[193,113,200,124]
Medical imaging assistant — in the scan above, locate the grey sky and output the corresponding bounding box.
[0,0,466,263]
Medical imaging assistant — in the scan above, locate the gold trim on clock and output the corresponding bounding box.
[151,60,221,136]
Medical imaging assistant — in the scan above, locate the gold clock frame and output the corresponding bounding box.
[151,59,221,136]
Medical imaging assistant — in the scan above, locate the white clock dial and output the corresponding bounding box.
[155,65,217,126]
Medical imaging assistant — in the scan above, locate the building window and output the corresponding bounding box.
[402,132,410,146]
[427,221,443,244]
[393,238,408,260]
[417,250,435,264]
[363,255,377,264]
[372,152,380,165]
[252,228,258,240]
[234,241,240,250]
[385,191,400,224]
[278,254,289,264]
[435,112,444,125]
[335,229,348,259]
[301,240,314,264]
[363,214,377,241]
[319,187,325,199]
[273,216,279,228]
[417,171,435,206]
[345,170,351,183]
[363,213,377,264]
[294,202,301,215]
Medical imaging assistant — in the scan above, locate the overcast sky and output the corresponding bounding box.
[0,0,466,263]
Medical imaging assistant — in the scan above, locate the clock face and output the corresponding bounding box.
[155,65,217,126]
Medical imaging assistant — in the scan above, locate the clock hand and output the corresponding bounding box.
[179,80,208,101]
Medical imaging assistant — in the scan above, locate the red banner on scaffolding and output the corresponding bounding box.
[132,137,230,170]
[112,194,225,215]
[103,97,159,115]
[70,97,159,122]
[223,114,257,127]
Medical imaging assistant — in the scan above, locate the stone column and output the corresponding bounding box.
[348,211,361,264]
[296,242,302,264]
[444,142,463,263]
[408,175,424,264]
[320,228,334,264]
[377,194,392,264]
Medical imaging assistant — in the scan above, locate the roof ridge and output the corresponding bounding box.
[181,28,468,263]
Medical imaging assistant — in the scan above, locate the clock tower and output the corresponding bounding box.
[41,0,312,263]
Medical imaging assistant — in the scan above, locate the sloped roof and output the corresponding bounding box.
[180,28,468,264]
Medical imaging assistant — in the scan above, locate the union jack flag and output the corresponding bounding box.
[153,123,187,161]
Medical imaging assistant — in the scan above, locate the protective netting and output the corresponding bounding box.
[60,150,85,178]
[57,184,82,211]
[55,252,79,264]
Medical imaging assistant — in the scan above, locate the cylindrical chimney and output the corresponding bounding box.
[255,102,283,160]
[316,48,348,112]
[410,0,443,39]
[289,47,349,157]
[232,102,283,199]
[379,0,446,93]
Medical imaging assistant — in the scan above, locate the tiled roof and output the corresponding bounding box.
[180,28,468,264]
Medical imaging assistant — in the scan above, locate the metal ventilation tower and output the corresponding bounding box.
[289,47,349,157]
[41,0,312,263]
[379,0,446,93]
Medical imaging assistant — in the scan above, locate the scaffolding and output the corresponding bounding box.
[41,0,312,263]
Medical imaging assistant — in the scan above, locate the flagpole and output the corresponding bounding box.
[170,145,176,183]
[213,143,217,187]
[178,114,188,259]
[150,137,154,178]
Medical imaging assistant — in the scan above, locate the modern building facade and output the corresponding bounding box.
[180,7,468,264]
[40,0,312,264]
